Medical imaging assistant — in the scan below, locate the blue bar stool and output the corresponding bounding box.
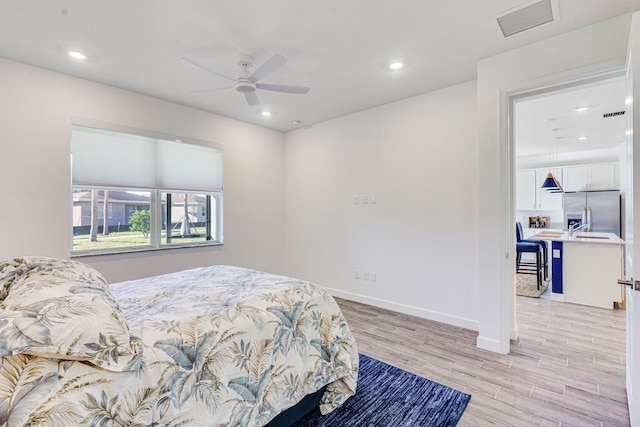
[516,223,544,289]
[517,222,548,280]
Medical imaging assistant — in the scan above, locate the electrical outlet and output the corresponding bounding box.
[363,271,369,281]
[362,195,368,204]
[371,272,376,282]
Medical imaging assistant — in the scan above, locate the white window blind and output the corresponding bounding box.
[71,125,223,192]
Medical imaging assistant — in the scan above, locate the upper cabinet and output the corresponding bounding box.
[516,162,620,212]
[535,169,563,210]
[516,169,536,210]
[562,162,619,192]
[516,168,563,211]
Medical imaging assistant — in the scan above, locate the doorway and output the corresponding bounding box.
[508,70,627,342]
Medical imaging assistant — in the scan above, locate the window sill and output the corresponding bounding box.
[71,241,223,258]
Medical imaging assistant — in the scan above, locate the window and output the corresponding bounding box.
[162,192,220,245]
[71,123,223,255]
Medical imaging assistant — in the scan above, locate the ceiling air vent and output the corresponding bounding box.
[603,111,626,119]
[495,0,559,38]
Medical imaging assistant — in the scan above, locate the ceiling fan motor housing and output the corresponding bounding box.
[235,66,256,92]
[235,81,256,93]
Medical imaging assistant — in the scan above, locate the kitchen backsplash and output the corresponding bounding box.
[518,210,563,229]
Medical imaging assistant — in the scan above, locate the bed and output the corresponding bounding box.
[0,257,359,426]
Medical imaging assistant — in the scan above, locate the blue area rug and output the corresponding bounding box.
[294,354,471,427]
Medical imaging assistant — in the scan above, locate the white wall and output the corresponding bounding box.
[477,14,632,353]
[0,58,286,282]
[0,13,634,351]
[284,80,480,329]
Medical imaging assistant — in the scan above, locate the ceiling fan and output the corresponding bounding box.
[181,53,310,106]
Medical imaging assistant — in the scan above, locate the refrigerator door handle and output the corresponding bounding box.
[586,207,592,232]
[582,208,587,229]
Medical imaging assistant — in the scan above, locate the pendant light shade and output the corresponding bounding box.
[541,173,564,193]
[549,179,564,193]
[541,172,556,189]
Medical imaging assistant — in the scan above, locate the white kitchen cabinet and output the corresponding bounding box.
[516,169,536,210]
[589,163,618,189]
[516,168,563,211]
[535,169,563,210]
[563,163,618,191]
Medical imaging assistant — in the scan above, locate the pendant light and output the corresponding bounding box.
[540,129,564,193]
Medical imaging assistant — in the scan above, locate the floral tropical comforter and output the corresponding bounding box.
[0,259,358,427]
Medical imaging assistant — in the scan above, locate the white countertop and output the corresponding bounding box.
[529,230,624,245]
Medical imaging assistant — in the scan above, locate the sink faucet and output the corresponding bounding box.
[569,223,589,236]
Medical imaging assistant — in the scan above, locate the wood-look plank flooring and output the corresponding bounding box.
[335,296,629,426]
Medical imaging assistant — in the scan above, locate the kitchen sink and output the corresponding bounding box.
[574,235,610,239]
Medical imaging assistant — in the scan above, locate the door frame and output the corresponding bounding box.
[625,12,640,424]
[504,67,627,345]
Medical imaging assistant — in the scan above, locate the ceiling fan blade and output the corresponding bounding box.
[249,54,287,82]
[181,56,235,81]
[189,85,234,93]
[256,82,310,94]
[245,92,260,106]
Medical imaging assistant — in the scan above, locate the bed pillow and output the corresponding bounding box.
[0,257,30,301]
[0,256,140,371]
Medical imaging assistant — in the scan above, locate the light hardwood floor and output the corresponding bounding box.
[335,296,629,426]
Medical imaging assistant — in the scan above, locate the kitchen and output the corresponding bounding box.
[515,75,626,309]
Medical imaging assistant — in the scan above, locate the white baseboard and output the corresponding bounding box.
[325,287,479,331]
[550,292,565,302]
[510,325,519,341]
[476,335,509,354]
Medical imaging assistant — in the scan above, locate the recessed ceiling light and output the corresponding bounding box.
[262,111,271,117]
[291,120,302,125]
[389,62,403,70]
[574,106,589,112]
[578,136,587,141]
[68,50,86,60]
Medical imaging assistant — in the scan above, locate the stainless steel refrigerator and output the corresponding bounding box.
[563,190,621,236]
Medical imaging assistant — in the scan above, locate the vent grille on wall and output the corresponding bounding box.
[495,0,559,38]
[603,110,626,118]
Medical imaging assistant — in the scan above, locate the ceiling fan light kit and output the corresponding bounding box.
[182,53,310,106]
[235,81,256,93]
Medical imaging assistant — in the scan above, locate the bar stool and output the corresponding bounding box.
[515,223,544,289]
[517,222,548,280]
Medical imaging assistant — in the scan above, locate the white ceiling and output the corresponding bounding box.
[515,76,628,159]
[0,1,638,134]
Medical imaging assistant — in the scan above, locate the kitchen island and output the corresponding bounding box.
[529,230,624,309]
